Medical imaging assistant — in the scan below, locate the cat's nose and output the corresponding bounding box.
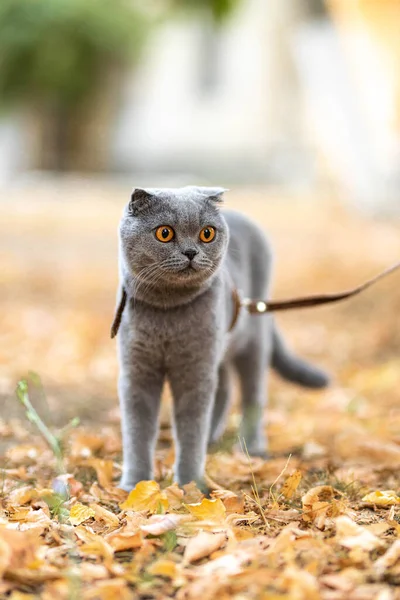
[183,249,198,261]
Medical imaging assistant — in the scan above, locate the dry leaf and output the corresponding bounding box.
[69,503,96,526]
[281,470,302,500]
[119,481,169,513]
[147,559,179,579]
[6,486,38,506]
[163,482,184,508]
[0,529,41,576]
[362,490,400,507]
[335,516,384,552]
[86,459,114,488]
[140,513,188,536]
[373,540,400,577]
[182,481,204,504]
[184,497,226,522]
[89,503,120,528]
[184,531,227,563]
[302,486,346,529]
[105,529,143,552]
[211,490,244,514]
[75,527,114,564]
[69,432,104,458]
[82,579,133,600]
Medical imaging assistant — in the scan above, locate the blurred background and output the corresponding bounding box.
[1,0,400,460]
[2,0,400,205]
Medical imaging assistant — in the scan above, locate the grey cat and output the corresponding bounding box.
[113,186,329,492]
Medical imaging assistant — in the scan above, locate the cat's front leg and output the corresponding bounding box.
[208,363,232,445]
[169,363,218,490]
[118,358,164,491]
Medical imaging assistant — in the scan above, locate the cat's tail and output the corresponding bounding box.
[271,324,330,389]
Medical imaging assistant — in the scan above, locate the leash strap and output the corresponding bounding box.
[229,261,400,330]
[113,261,400,338]
[111,287,127,339]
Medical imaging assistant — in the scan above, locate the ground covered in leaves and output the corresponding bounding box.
[1,180,400,599]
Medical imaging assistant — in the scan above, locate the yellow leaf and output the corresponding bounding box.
[6,486,38,506]
[69,503,95,526]
[105,530,143,552]
[83,578,132,600]
[184,531,227,563]
[147,559,178,579]
[119,480,169,513]
[75,527,114,564]
[90,503,120,528]
[362,490,400,507]
[281,470,302,500]
[86,459,114,488]
[184,497,226,522]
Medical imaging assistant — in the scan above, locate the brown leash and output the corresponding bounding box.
[228,261,400,332]
[112,262,400,338]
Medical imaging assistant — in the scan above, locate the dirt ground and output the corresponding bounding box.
[1,180,400,599]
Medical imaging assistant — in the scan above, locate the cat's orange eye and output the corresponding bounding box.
[199,226,216,243]
[155,226,175,243]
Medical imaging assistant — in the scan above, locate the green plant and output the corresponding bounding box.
[0,0,147,110]
[173,0,241,23]
[15,377,79,473]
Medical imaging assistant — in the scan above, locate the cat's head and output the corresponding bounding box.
[119,186,229,292]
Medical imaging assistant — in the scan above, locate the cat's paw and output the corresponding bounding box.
[118,478,141,492]
[118,481,134,492]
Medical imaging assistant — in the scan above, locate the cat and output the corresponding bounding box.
[113,186,329,492]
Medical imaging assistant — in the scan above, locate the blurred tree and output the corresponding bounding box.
[172,0,241,24]
[0,0,148,171]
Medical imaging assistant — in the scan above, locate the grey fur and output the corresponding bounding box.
[115,186,329,491]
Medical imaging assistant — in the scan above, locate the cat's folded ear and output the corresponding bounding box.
[197,187,229,203]
[128,188,155,216]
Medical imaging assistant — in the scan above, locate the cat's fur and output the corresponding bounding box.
[115,186,329,491]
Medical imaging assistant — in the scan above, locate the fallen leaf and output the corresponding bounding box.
[302,486,346,529]
[184,530,227,563]
[362,490,400,507]
[211,490,244,514]
[182,481,204,504]
[75,527,114,564]
[82,578,133,600]
[164,482,184,508]
[8,592,38,600]
[6,486,38,506]
[335,516,384,552]
[184,497,226,522]
[90,503,120,528]
[69,503,95,526]
[281,470,302,500]
[119,481,169,513]
[86,459,114,488]
[0,529,41,576]
[147,559,179,579]
[373,539,400,577]
[69,432,104,458]
[105,528,143,552]
[140,513,189,536]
